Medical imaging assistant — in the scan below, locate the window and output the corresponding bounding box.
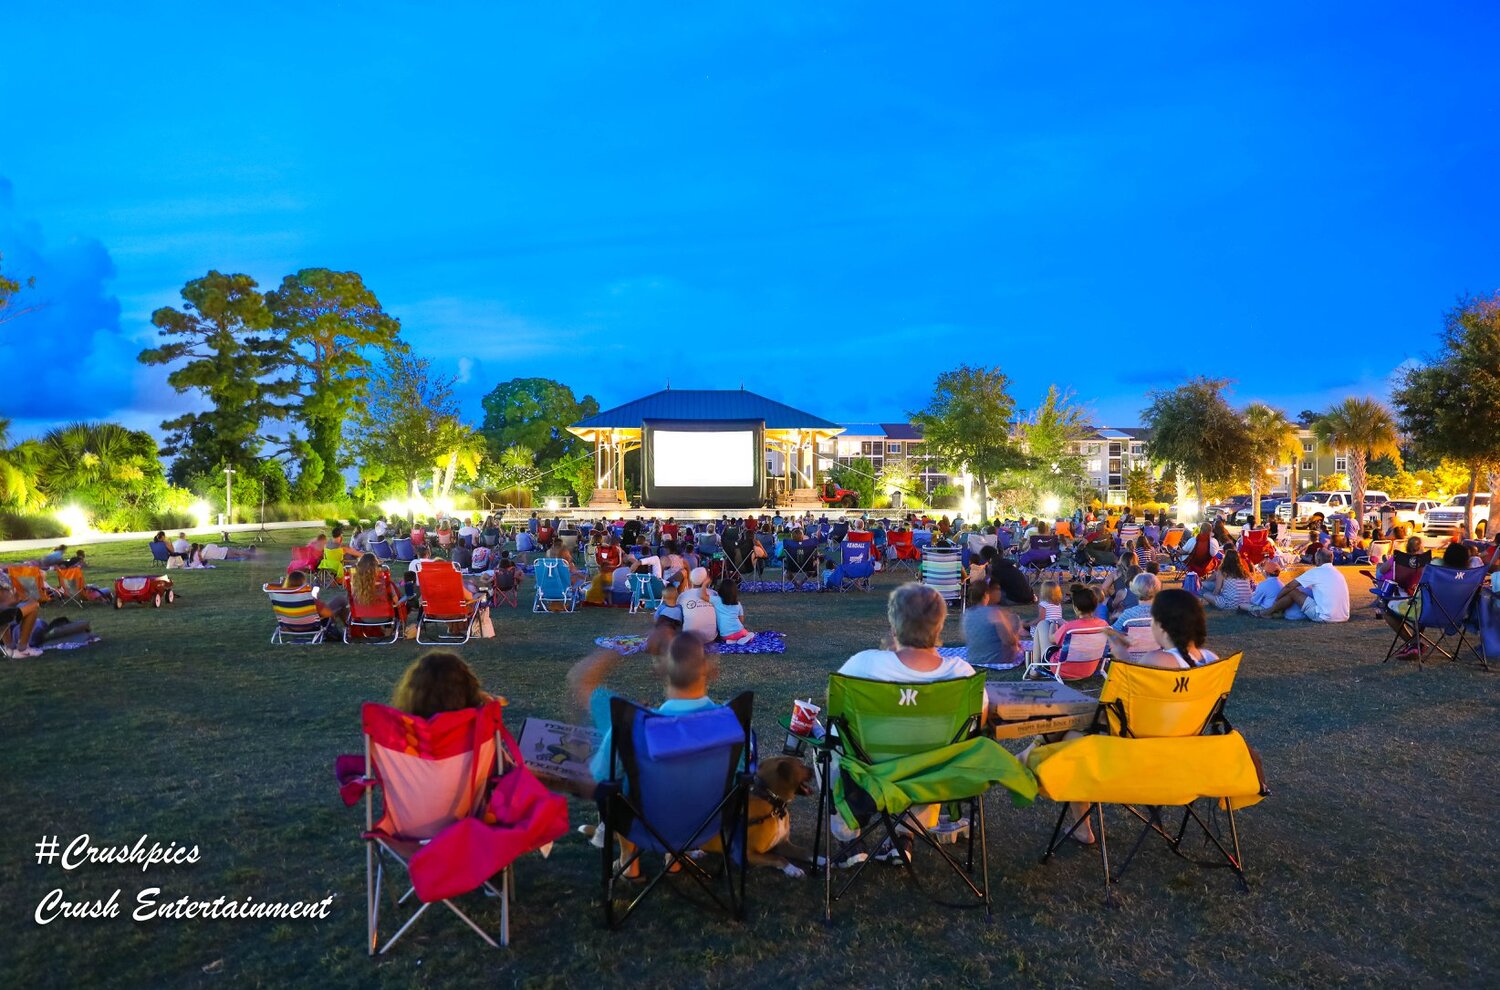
[1130,443,1144,456]
[1301,459,1313,471]
[1334,456,1347,473]
[1302,441,1314,454]
[1108,458,1122,475]
[1088,459,1102,472]
[886,442,902,455]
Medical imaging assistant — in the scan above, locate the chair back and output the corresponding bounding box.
[966,533,997,557]
[1393,550,1431,596]
[826,672,984,763]
[346,571,398,623]
[319,548,345,574]
[1053,520,1074,540]
[1121,618,1157,662]
[1116,524,1142,548]
[393,537,416,561]
[370,539,393,561]
[149,542,171,564]
[1161,529,1184,550]
[1101,652,1242,738]
[363,700,502,841]
[919,546,964,604]
[1055,627,1109,680]
[606,693,753,853]
[491,565,519,592]
[534,558,572,599]
[54,566,87,596]
[7,566,48,601]
[840,541,874,578]
[912,530,934,548]
[1238,529,1271,566]
[1416,565,1486,635]
[1029,535,1060,554]
[417,564,470,615]
[628,571,662,611]
[263,583,322,631]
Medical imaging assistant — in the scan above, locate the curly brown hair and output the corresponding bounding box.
[391,651,485,719]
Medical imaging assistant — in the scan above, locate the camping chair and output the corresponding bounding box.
[344,571,405,644]
[337,700,563,953]
[1364,548,1430,610]
[50,566,91,607]
[1025,627,1109,682]
[393,537,416,562]
[1237,529,1272,569]
[436,528,456,558]
[838,541,875,592]
[1120,618,1157,664]
[7,566,52,604]
[1116,524,1141,551]
[532,559,578,613]
[780,542,820,590]
[1035,653,1264,902]
[416,564,481,645]
[597,693,754,930]
[965,533,998,559]
[722,541,755,584]
[262,583,330,644]
[812,673,1031,921]
[149,542,171,568]
[1382,565,1487,669]
[627,572,663,614]
[919,546,965,612]
[490,566,522,608]
[886,531,921,575]
[316,548,347,589]
[370,539,394,562]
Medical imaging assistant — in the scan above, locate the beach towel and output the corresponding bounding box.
[937,643,1027,671]
[736,581,820,594]
[595,631,787,656]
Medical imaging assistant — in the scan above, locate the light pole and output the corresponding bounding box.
[224,467,236,527]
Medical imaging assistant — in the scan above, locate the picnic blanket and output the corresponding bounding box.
[594,631,787,656]
[936,644,1026,671]
[736,581,820,594]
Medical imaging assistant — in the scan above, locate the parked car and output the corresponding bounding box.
[1423,493,1492,538]
[1277,490,1391,527]
[1206,495,1251,519]
[1233,497,1288,526]
[1378,499,1442,531]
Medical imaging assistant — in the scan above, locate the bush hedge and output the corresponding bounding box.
[0,511,70,541]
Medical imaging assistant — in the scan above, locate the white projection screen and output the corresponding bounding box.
[643,419,764,508]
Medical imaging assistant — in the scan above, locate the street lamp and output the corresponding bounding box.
[224,468,236,527]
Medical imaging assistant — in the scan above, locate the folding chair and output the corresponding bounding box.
[262,583,330,644]
[1382,565,1487,669]
[781,543,820,590]
[1237,529,1272,569]
[1025,627,1109,682]
[149,542,171,568]
[490,567,521,609]
[1363,549,1429,612]
[838,541,875,592]
[7,566,52,605]
[919,546,965,612]
[627,572,663,614]
[1120,618,1157,663]
[393,537,418,562]
[1036,653,1264,902]
[597,693,754,929]
[416,564,481,645]
[316,548,347,589]
[813,673,1031,921]
[51,567,91,607]
[1116,524,1142,551]
[344,571,405,644]
[532,559,578,613]
[1053,520,1075,541]
[338,700,553,953]
[722,542,755,584]
[370,539,394,562]
[886,531,921,575]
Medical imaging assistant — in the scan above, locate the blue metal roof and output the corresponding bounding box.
[572,389,843,432]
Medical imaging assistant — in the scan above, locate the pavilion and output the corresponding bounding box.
[567,388,844,509]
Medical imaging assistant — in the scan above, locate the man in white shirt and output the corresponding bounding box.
[1264,549,1350,623]
[458,517,480,541]
[373,519,388,540]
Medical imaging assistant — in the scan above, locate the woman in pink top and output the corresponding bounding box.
[1028,584,1108,672]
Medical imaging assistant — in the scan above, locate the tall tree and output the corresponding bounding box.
[33,422,168,523]
[432,421,487,502]
[0,250,40,328]
[1313,398,1401,525]
[1393,294,1500,535]
[480,378,599,465]
[353,352,466,503]
[1141,377,1252,515]
[911,364,1024,521]
[1015,385,1092,507]
[1243,402,1302,524]
[139,271,294,483]
[0,418,43,509]
[266,268,406,499]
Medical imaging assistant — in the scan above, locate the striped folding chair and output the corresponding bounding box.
[263,583,330,644]
[919,546,965,613]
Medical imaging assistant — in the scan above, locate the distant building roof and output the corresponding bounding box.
[837,422,926,441]
[571,388,843,432]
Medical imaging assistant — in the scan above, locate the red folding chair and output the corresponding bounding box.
[416,564,480,645]
[344,570,406,644]
[1237,529,1271,569]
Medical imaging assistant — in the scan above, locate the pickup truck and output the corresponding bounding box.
[1423,493,1492,538]
[1277,490,1390,527]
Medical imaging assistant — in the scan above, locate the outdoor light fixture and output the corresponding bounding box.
[545,497,561,511]
[378,498,405,519]
[55,505,90,537]
[1041,495,1061,517]
[190,501,213,528]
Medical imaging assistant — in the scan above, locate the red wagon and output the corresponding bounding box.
[114,575,175,608]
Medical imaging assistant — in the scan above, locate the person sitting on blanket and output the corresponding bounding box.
[709,578,754,644]
[1384,541,1471,660]
[654,574,685,630]
[1262,547,1350,623]
[680,567,720,641]
[836,583,976,863]
[569,630,722,873]
[1199,547,1255,610]
[391,650,492,718]
[1244,558,1284,614]
[962,578,1023,669]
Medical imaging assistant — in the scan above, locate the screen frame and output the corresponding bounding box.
[642,418,765,508]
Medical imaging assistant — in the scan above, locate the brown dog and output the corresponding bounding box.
[708,754,819,877]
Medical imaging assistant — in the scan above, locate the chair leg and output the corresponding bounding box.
[500,865,510,946]
[823,770,835,923]
[1096,803,1114,908]
[978,794,991,919]
[1227,803,1249,893]
[366,843,378,956]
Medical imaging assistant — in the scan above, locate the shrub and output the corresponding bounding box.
[0,511,70,541]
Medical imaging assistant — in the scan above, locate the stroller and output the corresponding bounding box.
[114,575,175,609]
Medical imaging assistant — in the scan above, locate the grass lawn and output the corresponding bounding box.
[3,529,1497,989]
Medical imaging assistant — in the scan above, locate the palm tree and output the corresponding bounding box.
[0,418,44,510]
[34,422,164,512]
[432,420,486,502]
[1243,403,1302,525]
[1313,398,1401,526]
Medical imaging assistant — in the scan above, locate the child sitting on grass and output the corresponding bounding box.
[710,578,754,644]
[1026,580,1064,635]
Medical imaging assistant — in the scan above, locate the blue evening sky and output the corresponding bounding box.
[2,2,1497,439]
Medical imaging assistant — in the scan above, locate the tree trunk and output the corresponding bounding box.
[1289,460,1299,521]
[440,452,458,500]
[1487,464,1499,540]
[977,472,988,522]
[1250,474,1260,527]
[1194,476,1204,523]
[1350,452,1367,530]
[1465,468,1478,534]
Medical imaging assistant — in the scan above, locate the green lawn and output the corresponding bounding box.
[3,530,1496,989]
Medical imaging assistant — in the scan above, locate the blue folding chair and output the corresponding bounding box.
[838,541,874,592]
[532,558,578,613]
[149,542,171,568]
[392,537,416,562]
[597,693,754,929]
[628,572,664,614]
[369,539,393,562]
[1383,564,1487,669]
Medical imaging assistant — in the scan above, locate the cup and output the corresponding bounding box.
[789,698,822,736]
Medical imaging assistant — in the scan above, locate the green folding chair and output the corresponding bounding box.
[811,672,1029,920]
